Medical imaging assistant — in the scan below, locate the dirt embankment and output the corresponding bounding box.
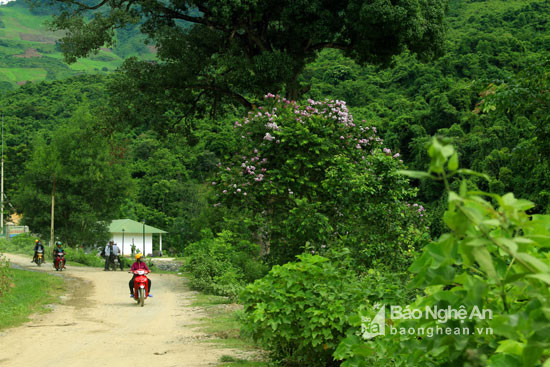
[0,253,237,367]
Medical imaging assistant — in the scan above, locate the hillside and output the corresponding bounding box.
[0,0,154,91]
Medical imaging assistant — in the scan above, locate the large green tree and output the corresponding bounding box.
[14,107,131,246]
[41,0,446,113]
[214,96,430,267]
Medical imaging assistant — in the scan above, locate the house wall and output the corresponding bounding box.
[109,233,153,256]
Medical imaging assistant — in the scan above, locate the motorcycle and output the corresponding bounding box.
[54,253,65,271]
[132,269,150,307]
[35,249,44,266]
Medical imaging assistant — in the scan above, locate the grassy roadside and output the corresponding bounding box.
[0,267,65,330]
[189,292,267,367]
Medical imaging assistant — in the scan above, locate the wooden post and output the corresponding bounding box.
[50,175,55,247]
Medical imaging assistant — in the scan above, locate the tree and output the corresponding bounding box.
[14,106,131,246]
[41,0,446,113]
[214,95,429,267]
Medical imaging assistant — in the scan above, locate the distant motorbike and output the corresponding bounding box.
[35,249,44,267]
[132,269,150,307]
[54,253,65,271]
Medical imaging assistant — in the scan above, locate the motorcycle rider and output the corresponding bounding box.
[129,253,152,298]
[52,241,66,269]
[32,239,45,264]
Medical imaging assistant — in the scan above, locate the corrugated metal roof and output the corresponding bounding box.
[109,219,167,234]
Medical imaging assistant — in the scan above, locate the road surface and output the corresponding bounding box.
[0,253,234,367]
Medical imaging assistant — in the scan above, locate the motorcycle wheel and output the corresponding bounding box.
[37,259,41,267]
[139,288,145,307]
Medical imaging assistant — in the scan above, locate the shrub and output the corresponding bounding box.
[64,247,104,267]
[0,254,12,297]
[334,138,550,366]
[184,230,268,299]
[240,254,366,367]
[0,234,36,256]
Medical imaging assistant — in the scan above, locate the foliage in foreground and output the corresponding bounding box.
[335,138,550,366]
[240,254,365,367]
[240,252,415,367]
[240,138,550,366]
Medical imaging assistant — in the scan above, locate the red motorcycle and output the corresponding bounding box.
[54,253,66,271]
[132,269,150,307]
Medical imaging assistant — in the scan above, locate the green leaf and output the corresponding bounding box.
[515,253,550,272]
[448,152,459,171]
[465,238,491,247]
[457,169,490,181]
[525,273,550,285]
[441,144,455,159]
[472,247,497,279]
[488,353,521,367]
[501,193,535,211]
[496,340,524,356]
[397,170,432,179]
[494,237,518,254]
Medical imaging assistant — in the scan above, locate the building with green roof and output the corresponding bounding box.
[108,219,167,256]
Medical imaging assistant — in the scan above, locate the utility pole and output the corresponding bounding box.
[142,220,145,256]
[50,175,55,247]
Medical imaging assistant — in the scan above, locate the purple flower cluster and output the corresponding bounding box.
[215,95,404,204]
[406,202,426,217]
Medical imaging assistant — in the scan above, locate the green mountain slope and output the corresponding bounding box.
[0,0,154,91]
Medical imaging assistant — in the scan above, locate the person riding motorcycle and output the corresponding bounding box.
[129,253,152,298]
[52,241,66,269]
[32,239,45,264]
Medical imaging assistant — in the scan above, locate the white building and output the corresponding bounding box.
[108,219,167,256]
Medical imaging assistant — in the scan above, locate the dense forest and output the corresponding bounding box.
[1,0,550,365]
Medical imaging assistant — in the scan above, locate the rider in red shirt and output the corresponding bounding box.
[129,253,152,297]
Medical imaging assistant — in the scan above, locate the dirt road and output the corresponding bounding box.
[0,253,233,367]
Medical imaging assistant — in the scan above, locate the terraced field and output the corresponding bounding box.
[0,1,154,89]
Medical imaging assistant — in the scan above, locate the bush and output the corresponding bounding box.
[240,254,367,367]
[64,247,104,267]
[0,234,37,256]
[184,230,268,299]
[334,138,550,367]
[0,254,12,297]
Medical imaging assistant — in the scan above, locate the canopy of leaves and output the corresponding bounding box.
[41,0,446,111]
[14,106,131,246]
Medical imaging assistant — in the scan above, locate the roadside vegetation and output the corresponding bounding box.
[189,293,267,367]
[0,260,65,330]
[0,0,549,365]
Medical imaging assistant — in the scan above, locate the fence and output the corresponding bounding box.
[1,225,30,238]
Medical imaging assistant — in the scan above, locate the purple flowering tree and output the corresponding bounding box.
[214,95,429,268]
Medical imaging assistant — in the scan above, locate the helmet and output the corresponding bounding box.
[35,239,41,244]
[135,253,143,260]
[56,241,62,246]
